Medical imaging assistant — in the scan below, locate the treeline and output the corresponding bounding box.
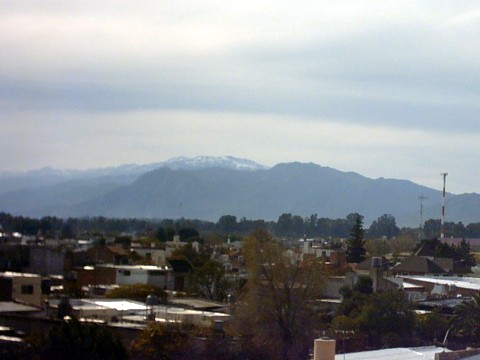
[2,211,480,240]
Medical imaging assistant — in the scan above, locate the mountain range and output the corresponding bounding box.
[1,156,479,227]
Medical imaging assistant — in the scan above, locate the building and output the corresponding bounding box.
[75,264,174,290]
[131,246,167,266]
[0,272,42,307]
[85,245,129,265]
[393,256,449,276]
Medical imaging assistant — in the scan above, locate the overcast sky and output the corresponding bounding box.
[1,1,479,194]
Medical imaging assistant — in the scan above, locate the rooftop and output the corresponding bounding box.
[334,346,447,360]
[400,275,480,291]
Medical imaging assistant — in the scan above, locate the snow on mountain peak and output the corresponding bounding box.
[160,156,268,171]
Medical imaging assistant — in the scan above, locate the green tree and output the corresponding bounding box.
[346,214,366,263]
[178,227,200,242]
[353,275,373,295]
[367,214,400,239]
[276,213,293,236]
[217,215,237,234]
[456,238,476,272]
[356,292,415,347]
[194,258,229,301]
[415,310,451,342]
[453,294,480,343]
[156,227,167,242]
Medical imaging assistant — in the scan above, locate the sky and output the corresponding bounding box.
[1,1,479,194]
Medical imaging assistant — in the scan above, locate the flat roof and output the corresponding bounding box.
[169,298,227,310]
[0,271,40,278]
[335,346,447,360]
[92,300,146,311]
[97,264,170,271]
[0,301,40,313]
[400,275,480,291]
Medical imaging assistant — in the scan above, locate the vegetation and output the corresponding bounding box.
[130,323,191,360]
[235,230,326,360]
[346,213,366,263]
[35,319,127,360]
[4,210,480,356]
[415,238,476,272]
[334,279,415,348]
[4,211,480,240]
[105,284,167,303]
[452,294,480,344]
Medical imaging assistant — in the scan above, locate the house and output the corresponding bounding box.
[0,272,42,307]
[398,275,480,297]
[131,246,167,266]
[393,256,449,276]
[26,246,65,276]
[85,245,129,265]
[355,257,400,292]
[167,258,193,292]
[75,264,174,290]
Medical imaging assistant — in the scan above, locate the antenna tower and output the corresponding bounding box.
[440,172,448,238]
[418,194,428,229]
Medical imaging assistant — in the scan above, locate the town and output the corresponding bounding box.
[1,212,480,359]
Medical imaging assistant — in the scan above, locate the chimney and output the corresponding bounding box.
[314,338,336,360]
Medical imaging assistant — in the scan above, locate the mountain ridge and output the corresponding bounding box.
[0,156,477,227]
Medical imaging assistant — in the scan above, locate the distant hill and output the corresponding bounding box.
[0,156,478,227]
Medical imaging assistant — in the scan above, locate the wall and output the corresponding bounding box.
[10,274,42,307]
[27,247,65,276]
[435,348,480,360]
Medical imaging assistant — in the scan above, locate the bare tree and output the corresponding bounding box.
[235,230,326,360]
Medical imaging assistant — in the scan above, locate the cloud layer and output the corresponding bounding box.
[1,1,479,193]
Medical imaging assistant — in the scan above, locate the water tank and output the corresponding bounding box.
[314,338,336,360]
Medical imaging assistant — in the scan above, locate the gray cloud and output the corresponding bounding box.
[1,1,480,192]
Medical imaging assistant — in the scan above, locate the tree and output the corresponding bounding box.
[178,227,200,242]
[453,294,480,343]
[353,275,373,295]
[276,213,293,236]
[367,214,400,239]
[236,230,325,360]
[346,214,366,263]
[156,227,167,242]
[415,310,450,342]
[356,292,415,346]
[194,258,229,301]
[130,323,191,360]
[217,215,237,234]
[38,319,127,360]
[456,238,476,272]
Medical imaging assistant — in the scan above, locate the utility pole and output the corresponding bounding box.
[418,194,428,238]
[440,173,448,238]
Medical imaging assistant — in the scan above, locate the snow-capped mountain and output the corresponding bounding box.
[159,156,268,171]
[0,156,268,195]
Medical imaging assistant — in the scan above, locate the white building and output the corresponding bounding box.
[115,265,173,290]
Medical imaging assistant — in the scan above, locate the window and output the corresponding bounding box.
[21,285,34,294]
